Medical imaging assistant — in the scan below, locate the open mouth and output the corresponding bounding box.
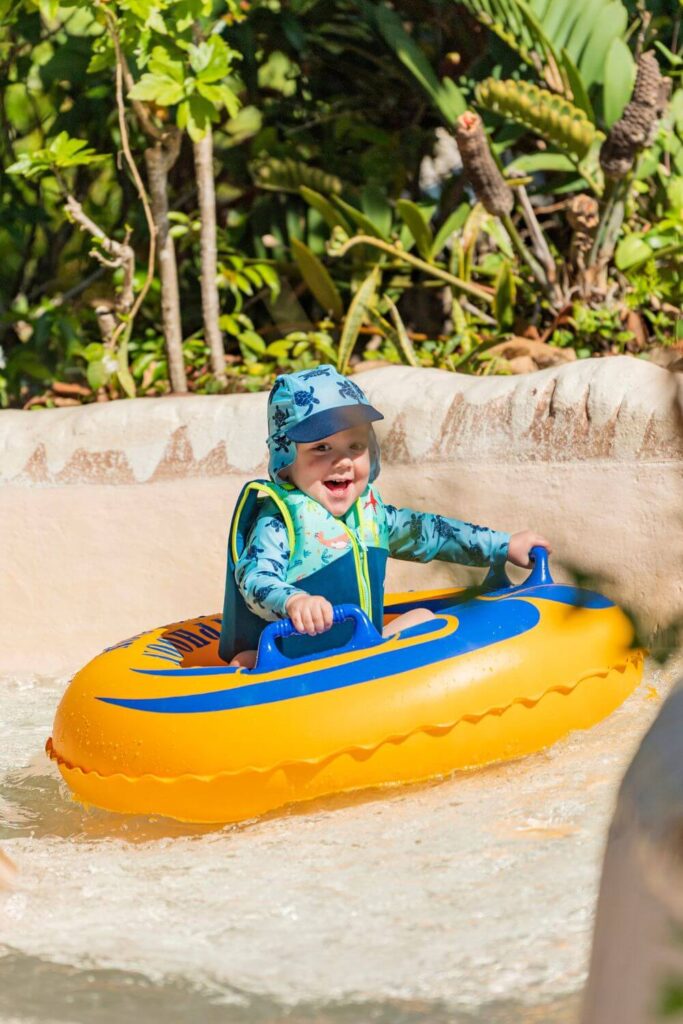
[324,479,351,494]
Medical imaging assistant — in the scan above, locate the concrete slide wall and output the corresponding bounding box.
[1,356,680,675]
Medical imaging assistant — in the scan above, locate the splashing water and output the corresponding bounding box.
[0,660,678,1024]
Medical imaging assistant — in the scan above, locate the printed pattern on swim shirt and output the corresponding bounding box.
[235,491,510,622]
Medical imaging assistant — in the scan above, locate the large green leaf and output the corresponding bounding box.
[300,187,351,235]
[396,200,433,260]
[291,238,344,318]
[332,195,389,240]
[559,0,597,65]
[577,1,627,88]
[117,367,137,398]
[507,151,576,173]
[337,266,379,374]
[86,359,108,391]
[361,185,393,240]
[357,0,466,122]
[602,37,636,127]
[129,72,185,106]
[493,261,516,331]
[615,234,653,270]
[188,37,234,82]
[196,80,240,117]
[431,204,471,258]
[178,94,218,141]
[386,297,419,367]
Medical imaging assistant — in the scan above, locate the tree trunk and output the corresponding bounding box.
[144,135,187,393]
[193,125,226,386]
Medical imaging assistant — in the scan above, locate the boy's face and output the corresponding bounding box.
[285,424,371,516]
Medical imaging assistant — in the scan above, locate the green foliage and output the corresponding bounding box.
[659,980,683,1017]
[456,0,634,108]
[78,338,135,396]
[7,132,107,180]
[0,0,679,408]
[216,251,280,313]
[337,265,379,373]
[395,200,433,260]
[290,238,343,318]
[603,37,636,126]
[384,297,419,367]
[494,261,516,330]
[253,159,343,196]
[128,36,240,140]
[476,79,604,162]
[456,0,566,92]
[616,208,683,279]
[356,0,466,123]
[549,303,636,355]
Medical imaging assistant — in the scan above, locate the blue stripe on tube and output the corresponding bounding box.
[98,598,541,715]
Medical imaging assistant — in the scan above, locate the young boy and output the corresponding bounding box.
[219,366,550,668]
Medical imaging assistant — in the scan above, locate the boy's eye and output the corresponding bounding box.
[313,444,330,452]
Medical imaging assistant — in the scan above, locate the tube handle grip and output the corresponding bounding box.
[255,603,383,671]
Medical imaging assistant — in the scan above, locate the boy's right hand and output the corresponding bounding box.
[285,593,334,636]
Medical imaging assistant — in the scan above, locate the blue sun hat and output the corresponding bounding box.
[266,365,384,483]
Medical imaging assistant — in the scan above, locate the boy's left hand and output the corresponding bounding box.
[507,530,552,568]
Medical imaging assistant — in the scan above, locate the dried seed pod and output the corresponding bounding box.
[567,194,600,233]
[634,51,663,105]
[567,194,600,269]
[600,52,665,179]
[455,111,514,218]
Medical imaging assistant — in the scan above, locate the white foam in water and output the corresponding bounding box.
[0,659,679,1023]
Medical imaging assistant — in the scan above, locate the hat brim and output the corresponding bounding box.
[286,403,384,443]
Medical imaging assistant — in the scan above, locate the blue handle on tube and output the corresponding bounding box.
[524,545,553,586]
[255,603,383,671]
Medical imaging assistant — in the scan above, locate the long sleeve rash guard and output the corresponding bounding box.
[234,495,510,623]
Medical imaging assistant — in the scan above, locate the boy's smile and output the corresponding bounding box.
[285,424,371,516]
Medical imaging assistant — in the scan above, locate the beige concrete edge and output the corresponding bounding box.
[1,356,681,487]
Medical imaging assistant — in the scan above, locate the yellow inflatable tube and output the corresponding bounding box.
[47,552,643,823]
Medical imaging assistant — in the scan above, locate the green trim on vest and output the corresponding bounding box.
[231,479,389,619]
[219,479,390,663]
[230,480,297,566]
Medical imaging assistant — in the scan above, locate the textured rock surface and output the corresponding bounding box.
[582,682,683,1024]
[1,356,681,673]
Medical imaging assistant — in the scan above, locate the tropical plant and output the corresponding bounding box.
[446,4,681,345]
[1,0,680,408]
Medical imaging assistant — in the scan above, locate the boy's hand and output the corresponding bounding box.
[507,530,552,568]
[285,593,334,636]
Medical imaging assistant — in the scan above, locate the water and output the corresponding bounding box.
[1,661,678,1024]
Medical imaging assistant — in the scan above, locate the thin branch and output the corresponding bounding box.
[514,185,558,283]
[118,46,167,143]
[329,235,495,304]
[634,1,652,60]
[501,214,554,297]
[64,195,129,260]
[105,10,157,344]
[64,194,135,312]
[194,125,226,384]
[460,299,498,326]
[90,252,124,270]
